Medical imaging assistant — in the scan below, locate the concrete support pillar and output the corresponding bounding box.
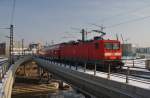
[23,64,26,76]
[37,66,41,78]
[58,80,64,89]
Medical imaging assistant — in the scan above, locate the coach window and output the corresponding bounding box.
[95,43,99,49]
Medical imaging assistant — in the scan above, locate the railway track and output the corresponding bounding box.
[116,68,150,79]
[112,72,150,84]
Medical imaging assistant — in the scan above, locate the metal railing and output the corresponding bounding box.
[0,60,9,81]
[37,57,150,85]
[122,58,146,68]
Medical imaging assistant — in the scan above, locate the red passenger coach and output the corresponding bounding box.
[39,36,124,69]
[39,44,61,59]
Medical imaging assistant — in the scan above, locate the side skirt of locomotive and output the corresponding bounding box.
[53,57,124,71]
[39,56,124,71]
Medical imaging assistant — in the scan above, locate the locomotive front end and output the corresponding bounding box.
[104,41,122,60]
[103,40,123,69]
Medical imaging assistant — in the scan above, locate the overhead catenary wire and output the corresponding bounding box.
[106,15,150,28]
[91,15,150,30]
[89,2,150,30]
[97,3,150,23]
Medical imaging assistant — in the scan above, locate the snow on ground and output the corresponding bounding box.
[57,63,150,90]
[122,58,150,72]
[123,67,150,72]
[123,59,146,68]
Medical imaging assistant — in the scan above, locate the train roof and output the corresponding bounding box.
[40,38,120,51]
[60,39,120,46]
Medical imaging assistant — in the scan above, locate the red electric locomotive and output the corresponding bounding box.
[39,30,124,69]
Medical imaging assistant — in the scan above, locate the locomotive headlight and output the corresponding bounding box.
[114,53,121,56]
[104,53,112,56]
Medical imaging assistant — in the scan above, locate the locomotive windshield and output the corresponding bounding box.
[105,42,120,50]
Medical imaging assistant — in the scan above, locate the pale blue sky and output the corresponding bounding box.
[0,0,150,47]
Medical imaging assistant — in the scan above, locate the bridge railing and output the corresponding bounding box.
[122,58,147,68]
[36,57,150,86]
[0,61,9,82]
[0,55,32,98]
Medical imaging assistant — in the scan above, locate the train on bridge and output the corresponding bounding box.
[38,30,124,69]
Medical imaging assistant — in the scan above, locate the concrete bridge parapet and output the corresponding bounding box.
[34,58,150,98]
[0,56,150,98]
[0,56,32,98]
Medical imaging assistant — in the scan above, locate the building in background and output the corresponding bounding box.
[12,47,28,56]
[0,42,6,56]
[120,43,150,58]
[121,43,133,57]
[136,47,150,58]
[29,43,42,54]
[12,43,42,56]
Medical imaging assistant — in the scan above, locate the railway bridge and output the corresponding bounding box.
[0,56,150,98]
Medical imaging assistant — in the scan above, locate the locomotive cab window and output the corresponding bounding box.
[95,43,99,49]
[105,43,119,50]
[105,43,112,49]
[113,43,120,49]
